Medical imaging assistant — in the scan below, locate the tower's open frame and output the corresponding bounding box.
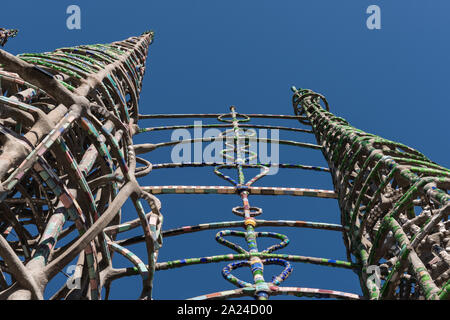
[0,32,448,300]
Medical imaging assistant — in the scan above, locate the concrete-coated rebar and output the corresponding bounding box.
[0,31,162,300]
[0,29,447,300]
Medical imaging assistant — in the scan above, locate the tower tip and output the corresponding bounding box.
[0,28,19,47]
[142,30,155,37]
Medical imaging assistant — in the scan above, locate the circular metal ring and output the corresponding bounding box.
[232,206,263,217]
[218,113,250,123]
[293,90,329,125]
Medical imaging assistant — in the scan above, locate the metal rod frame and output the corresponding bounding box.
[0,30,447,300]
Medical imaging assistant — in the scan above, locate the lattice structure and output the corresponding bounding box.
[0,32,161,300]
[292,88,449,299]
[134,107,359,300]
[0,31,448,300]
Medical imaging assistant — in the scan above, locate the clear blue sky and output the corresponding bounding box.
[1,0,448,299]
